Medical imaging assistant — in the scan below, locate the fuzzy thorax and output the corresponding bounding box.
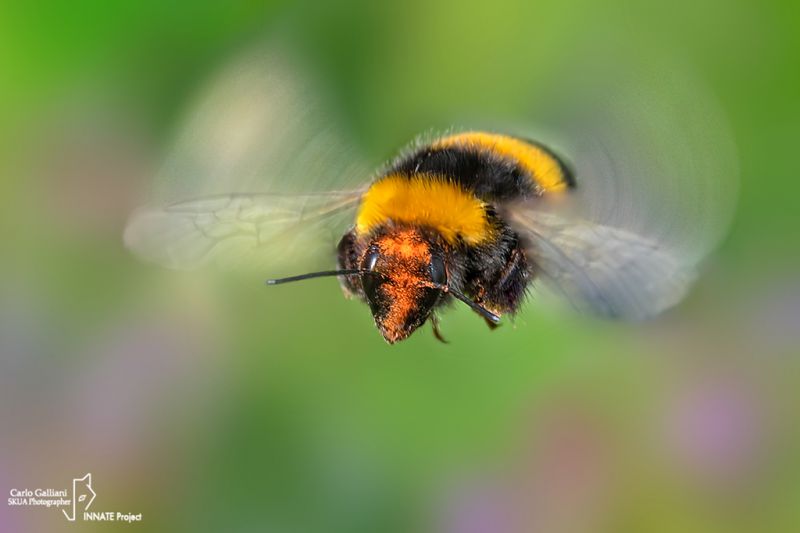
[356,174,493,245]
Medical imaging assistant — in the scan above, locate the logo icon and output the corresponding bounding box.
[62,473,95,522]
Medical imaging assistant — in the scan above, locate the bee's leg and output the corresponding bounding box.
[430,315,448,344]
[496,247,528,300]
[471,240,530,318]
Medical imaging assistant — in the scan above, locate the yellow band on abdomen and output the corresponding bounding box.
[433,131,569,192]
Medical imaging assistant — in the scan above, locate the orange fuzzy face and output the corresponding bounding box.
[360,227,446,343]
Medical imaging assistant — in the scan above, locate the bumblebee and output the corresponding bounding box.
[325,132,573,343]
[124,52,735,344]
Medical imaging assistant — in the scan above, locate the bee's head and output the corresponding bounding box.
[266,227,500,344]
[360,228,446,343]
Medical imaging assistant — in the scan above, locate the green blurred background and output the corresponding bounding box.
[1,1,799,532]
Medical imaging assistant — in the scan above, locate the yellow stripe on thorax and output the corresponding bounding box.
[433,131,568,192]
[356,174,492,245]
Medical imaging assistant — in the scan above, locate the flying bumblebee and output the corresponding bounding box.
[124,50,736,343]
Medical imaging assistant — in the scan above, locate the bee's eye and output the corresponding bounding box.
[363,248,381,271]
[430,254,447,285]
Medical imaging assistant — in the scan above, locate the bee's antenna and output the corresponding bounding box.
[266,269,364,285]
[432,283,501,324]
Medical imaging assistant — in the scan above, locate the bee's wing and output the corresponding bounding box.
[508,59,737,319]
[507,207,694,319]
[125,43,372,273]
[125,190,363,272]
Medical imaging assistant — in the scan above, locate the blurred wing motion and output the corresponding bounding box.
[125,191,363,271]
[508,208,694,319]
[511,59,738,319]
[124,43,371,273]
